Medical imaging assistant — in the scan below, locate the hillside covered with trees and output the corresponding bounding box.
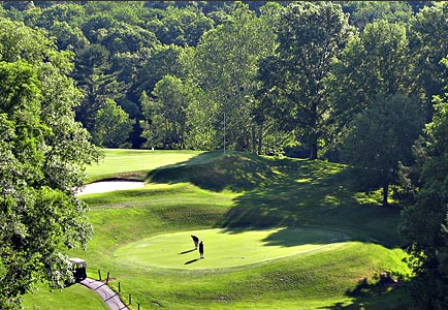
[2,1,448,310]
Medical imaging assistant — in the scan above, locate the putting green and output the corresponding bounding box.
[115,228,350,269]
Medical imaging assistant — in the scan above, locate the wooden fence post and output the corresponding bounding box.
[98,269,102,281]
[118,282,121,293]
[106,272,110,283]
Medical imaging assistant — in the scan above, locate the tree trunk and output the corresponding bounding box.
[309,143,318,160]
[251,125,257,154]
[309,102,318,160]
[257,124,263,155]
[382,181,389,207]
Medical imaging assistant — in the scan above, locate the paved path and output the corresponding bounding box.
[80,278,129,310]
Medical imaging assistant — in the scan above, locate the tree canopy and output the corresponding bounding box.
[0,18,101,309]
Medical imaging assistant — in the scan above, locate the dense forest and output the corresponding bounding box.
[2,1,448,309]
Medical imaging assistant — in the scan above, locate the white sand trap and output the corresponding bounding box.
[76,180,145,196]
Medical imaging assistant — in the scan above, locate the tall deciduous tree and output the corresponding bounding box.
[342,94,424,207]
[400,94,448,309]
[341,1,413,30]
[410,2,448,103]
[0,18,101,310]
[92,99,134,148]
[193,1,277,151]
[136,44,184,100]
[331,20,412,135]
[141,75,188,149]
[73,43,124,133]
[259,2,353,159]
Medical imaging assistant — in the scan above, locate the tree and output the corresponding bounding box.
[98,22,159,54]
[73,43,124,132]
[92,99,134,148]
[259,2,353,159]
[193,1,278,151]
[331,20,412,137]
[342,94,424,207]
[27,3,86,30]
[48,21,89,51]
[151,6,214,47]
[410,2,448,107]
[400,95,448,309]
[0,18,101,310]
[135,44,184,100]
[340,1,413,30]
[141,75,188,149]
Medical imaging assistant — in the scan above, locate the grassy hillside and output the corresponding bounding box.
[24,150,411,310]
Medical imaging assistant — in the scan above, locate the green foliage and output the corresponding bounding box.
[341,1,413,30]
[259,2,354,159]
[331,20,411,128]
[341,94,425,207]
[141,75,189,149]
[3,1,435,156]
[410,2,448,104]
[48,21,89,51]
[0,18,101,310]
[192,1,278,152]
[92,99,134,148]
[28,3,86,29]
[98,22,159,54]
[400,96,448,309]
[136,44,184,98]
[151,6,214,47]
[73,43,125,132]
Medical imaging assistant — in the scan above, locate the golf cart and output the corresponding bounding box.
[69,258,87,282]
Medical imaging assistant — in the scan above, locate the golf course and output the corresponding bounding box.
[23,149,412,310]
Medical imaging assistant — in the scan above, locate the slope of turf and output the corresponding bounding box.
[25,150,412,310]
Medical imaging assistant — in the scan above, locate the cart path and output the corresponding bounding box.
[80,278,129,310]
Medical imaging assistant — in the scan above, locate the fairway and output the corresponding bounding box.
[85,149,204,183]
[115,228,350,269]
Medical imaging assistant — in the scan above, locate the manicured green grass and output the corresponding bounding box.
[24,150,413,310]
[115,228,349,269]
[22,284,109,310]
[85,149,204,183]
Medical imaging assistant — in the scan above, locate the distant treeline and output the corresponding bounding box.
[0,1,435,154]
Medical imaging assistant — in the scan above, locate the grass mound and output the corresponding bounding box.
[147,151,277,191]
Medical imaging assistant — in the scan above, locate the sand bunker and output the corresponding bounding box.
[76,180,145,196]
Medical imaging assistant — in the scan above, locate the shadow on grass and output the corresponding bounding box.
[260,227,349,247]
[184,258,201,265]
[320,273,412,310]
[179,248,197,254]
[147,151,404,249]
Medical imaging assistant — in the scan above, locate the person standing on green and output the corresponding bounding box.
[199,241,204,259]
[191,235,199,249]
